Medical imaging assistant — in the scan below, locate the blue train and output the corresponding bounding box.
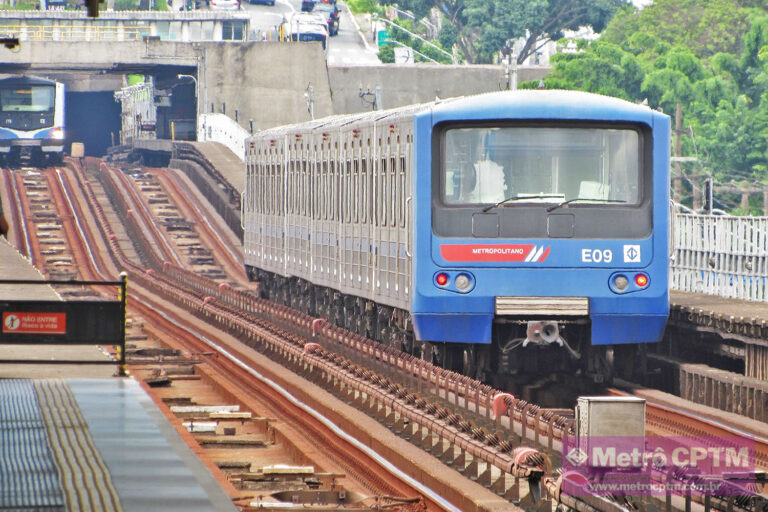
[0,76,66,167]
[242,90,670,384]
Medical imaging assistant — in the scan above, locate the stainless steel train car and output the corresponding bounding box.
[242,90,670,385]
[0,76,66,166]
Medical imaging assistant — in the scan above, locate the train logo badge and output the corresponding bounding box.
[623,245,641,263]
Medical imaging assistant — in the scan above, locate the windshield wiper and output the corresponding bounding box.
[481,194,567,213]
[546,198,627,213]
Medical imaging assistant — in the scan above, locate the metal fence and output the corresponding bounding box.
[672,213,768,301]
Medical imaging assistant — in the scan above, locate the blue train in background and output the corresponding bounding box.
[242,89,670,386]
[0,76,65,167]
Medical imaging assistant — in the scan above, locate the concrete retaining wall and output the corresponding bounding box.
[201,43,333,133]
[327,64,550,114]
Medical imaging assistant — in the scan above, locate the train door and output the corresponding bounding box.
[398,120,414,306]
[312,124,339,289]
[360,121,375,300]
[295,129,313,282]
[339,127,354,295]
[328,128,341,289]
[285,131,304,279]
[243,138,260,265]
[264,131,286,276]
[373,119,396,308]
[372,116,412,311]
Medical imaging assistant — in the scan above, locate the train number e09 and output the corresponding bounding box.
[581,248,613,263]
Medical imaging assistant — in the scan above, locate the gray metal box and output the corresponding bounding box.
[576,396,646,438]
[575,396,646,468]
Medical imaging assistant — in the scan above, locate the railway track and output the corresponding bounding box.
[41,160,495,510]
[6,158,767,512]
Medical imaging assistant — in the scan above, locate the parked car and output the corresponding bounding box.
[291,12,329,32]
[300,0,314,11]
[309,1,339,35]
[287,17,328,49]
[249,0,275,5]
[210,0,239,9]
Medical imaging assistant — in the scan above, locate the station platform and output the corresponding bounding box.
[0,238,60,302]
[0,377,237,512]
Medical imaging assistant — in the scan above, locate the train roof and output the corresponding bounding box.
[250,89,665,140]
[0,75,58,87]
[430,89,663,124]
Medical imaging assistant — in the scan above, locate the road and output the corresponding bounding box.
[238,0,381,65]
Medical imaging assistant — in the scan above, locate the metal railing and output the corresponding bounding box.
[671,212,768,301]
[0,24,148,41]
[198,113,249,161]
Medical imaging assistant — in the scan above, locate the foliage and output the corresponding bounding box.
[602,0,753,57]
[346,0,379,15]
[378,43,395,63]
[0,1,36,8]
[376,0,627,64]
[382,17,453,64]
[543,0,768,212]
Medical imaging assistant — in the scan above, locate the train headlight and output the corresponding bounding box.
[455,273,471,291]
[51,128,64,140]
[634,274,648,287]
[613,275,629,291]
[435,273,448,286]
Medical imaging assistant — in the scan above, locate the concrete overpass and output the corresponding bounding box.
[0,38,548,154]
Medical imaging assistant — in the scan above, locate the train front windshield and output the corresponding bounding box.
[443,126,641,206]
[0,85,55,113]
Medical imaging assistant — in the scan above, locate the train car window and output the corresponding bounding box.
[344,160,352,223]
[285,160,291,215]
[297,159,302,216]
[295,159,300,217]
[361,158,368,224]
[271,162,277,216]
[281,158,285,216]
[329,160,336,221]
[353,159,360,223]
[442,125,641,206]
[389,156,397,227]
[254,162,261,215]
[399,156,407,228]
[320,161,327,220]
[302,160,308,217]
[267,163,273,215]
[294,159,299,216]
[0,85,55,112]
[367,158,374,224]
[379,157,387,226]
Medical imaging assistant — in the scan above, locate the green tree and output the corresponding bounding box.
[601,0,752,57]
[380,0,628,64]
[543,0,768,210]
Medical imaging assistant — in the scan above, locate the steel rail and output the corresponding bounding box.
[64,158,448,511]
[72,158,707,512]
[128,287,448,511]
[102,162,184,267]
[159,169,246,280]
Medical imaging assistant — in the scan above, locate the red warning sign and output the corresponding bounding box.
[2,312,66,334]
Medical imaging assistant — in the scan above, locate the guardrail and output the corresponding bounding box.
[671,213,768,302]
[198,113,249,161]
[0,24,147,41]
